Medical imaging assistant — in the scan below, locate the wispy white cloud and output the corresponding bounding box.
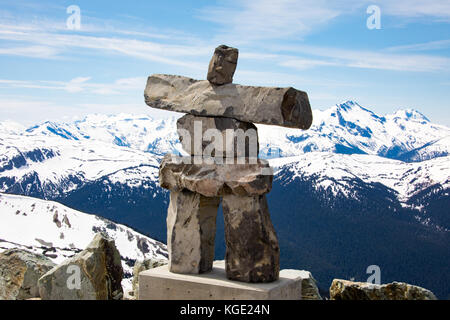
[385,39,450,52]
[0,97,154,125]
[198,0,450,43]
[277,45,450,72]
[278,58,339,70]
[88,77,146,95]
[236,69,365,89]
[0,76,146,95]
[198,0,341,42]
[0,22,211,69]
[0,45,60,58]
[0,97,65,125]
[376,0,450,19]
[2,20,447,74]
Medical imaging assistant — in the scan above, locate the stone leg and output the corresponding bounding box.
[167,190,220,274]
[222,194,280,283]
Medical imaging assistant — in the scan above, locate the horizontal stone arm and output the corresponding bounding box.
[144,74,313,130]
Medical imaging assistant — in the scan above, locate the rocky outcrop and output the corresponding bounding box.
[167,190,220,274]
[144,74,313,130]
[159,154,273,197]
[330,279,437,300]
[207,45,238,85]
[222,194,280,283]
[0,249,55,300]
[298,271,322,300]
[38,233,123,300]
[177,114,259,157]
[131,258,167,297]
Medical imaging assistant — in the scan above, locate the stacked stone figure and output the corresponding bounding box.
[144,45,313,283]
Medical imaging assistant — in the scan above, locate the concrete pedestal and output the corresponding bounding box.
[138,261,304,300]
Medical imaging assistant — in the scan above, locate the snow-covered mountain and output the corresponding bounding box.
[257,101,450,161]
[0,126,162,198]
[24,114,182,155]
[0,101,450,198]
[270,153,450,204]
[0,193,167,292]
[0,101,448,230]
[2,100,448,166]
[0,100,449,298]
[0,100,448,204]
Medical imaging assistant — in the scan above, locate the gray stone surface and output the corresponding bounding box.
[38,233,124,300]
[222,194,280,283]
[139,261,306,300]
[330,279,437,300]
[285,270,322,300]
[159,154,273,197]
[207,45,238,85]
[144,74,313,129]
[0,249,55,300]
[131,258,168,297]
[167,190,220,274]
[177,114,259,158]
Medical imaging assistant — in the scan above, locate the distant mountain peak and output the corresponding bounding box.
[338,100,359,107]
[335,100,376,114]
[390,108,430,122]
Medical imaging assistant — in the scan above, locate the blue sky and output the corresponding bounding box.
[0,0,449,125]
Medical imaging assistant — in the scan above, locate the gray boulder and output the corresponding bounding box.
[131,258,167,297]
[0,249,55,300]
[330,279,437,300]
[38,233,124,300]
[144,74,313,129]
[298,271,322,300]
[207,45,238,85]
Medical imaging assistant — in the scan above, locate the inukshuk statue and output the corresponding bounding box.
[144,45,313,283]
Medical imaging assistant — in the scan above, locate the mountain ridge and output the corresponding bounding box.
[1,100,449,162]
[0,100,449,298]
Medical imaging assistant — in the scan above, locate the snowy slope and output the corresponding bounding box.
[257,101,450,160]
[0,101,448,205]
[0,193,167,291]
[2,101,449,164]
[25,113,183,155]
[269,153,450,203]
[0,102,449,297]
[0,129,162,198]
[0,120,25,135]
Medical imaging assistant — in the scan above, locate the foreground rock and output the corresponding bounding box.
[131,258,168,298]
[207,45,238,85]
[0,249,55,300]
[159,154,273,197]
[297,271,322,300]
[177,114,259,157]
[222,194,280,283]
[38,233,123,300]
[330,279,437,300]
[144,74,313,129]
[167,190,220,274]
